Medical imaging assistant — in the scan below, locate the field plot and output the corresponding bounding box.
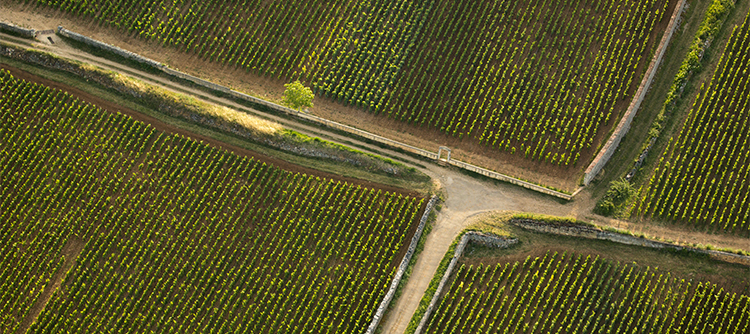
[28,0,431,92]
[634,10,750,235]
[380,0,674,168]
[21,0,676,175]
[424,251,750,334]
[0,70,425,333]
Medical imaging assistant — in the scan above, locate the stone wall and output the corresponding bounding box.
[583,0,687,185]
[512,219,601,239]
[413,232,518,334]
[365,196,438,334]
[448,159,579,200]
[57,27,165,69]
[0,21,36,39]
[53,26,578,200]
[465,232,519,249]
[512,218,750,266]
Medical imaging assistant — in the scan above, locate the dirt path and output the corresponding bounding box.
[0,2,588,192]
[2,25,749,334]
[380,164,581,334]
[17,237,84,334]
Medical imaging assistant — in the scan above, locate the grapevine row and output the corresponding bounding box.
[422,251,750,333]
[634,9,750,235]
[0,70,425,333]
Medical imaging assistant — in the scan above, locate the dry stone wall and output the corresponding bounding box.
[447,159,578,199]
[365,196,438,334]
[0,21,36,39]
[57,27,165,69]
[413,232,518,334]
[511,218,750,266]
[584,0,687,185]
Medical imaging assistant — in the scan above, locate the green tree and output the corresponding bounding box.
[282,80,314,111]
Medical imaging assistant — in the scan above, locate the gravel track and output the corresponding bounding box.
[1,28,748,334]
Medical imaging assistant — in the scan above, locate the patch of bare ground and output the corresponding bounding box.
[0,63,423,198]
[0,0,680,193]
[17,236,84,334]
[461,220,750,295]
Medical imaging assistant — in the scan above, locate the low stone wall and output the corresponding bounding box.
[56,27,165,69]
[365,196,438,334]
[583,0,687,185]
[168,63,441,160]
[512,218,750,266]
[512,219,601,239]
[466,232,519,248]
[413,232,518,334]
[448,159,577,200]
[51,26,577,200]
[0,21,36,39]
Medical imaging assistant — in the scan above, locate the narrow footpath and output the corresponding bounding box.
[379,165,577,334]
[1,29,748,334]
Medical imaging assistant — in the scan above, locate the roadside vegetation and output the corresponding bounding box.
[409,213,750,334]
[0,70,427,333]
[0,43,434,194]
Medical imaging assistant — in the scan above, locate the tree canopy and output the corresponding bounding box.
[282,80,314,111]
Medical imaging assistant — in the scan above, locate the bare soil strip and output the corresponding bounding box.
[3,20,750,334]
[0,63,421,198]
[17,237,84,334]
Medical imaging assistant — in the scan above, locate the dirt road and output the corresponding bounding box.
[1,26,748,334]
[0,30,588,334]
[379,165,580,334]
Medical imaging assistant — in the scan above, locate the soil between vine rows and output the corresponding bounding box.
[0,62,424,199]
[1,68,429,333]
[0,60,427,287]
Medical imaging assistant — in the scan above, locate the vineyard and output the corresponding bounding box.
[634,9,750,235]
[31,0,357,79]
[0,70,425,333]
[19,0,676,171]
[27,0,431,92]
[376,0,673,167]
[422,251,750,333]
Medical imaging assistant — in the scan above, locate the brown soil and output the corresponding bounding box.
[432,234,750,334]
[0,63,422,198]
[0,0,678,193]
[17,237,84,334]
[3,61,428,333]
[459,223,750,295]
